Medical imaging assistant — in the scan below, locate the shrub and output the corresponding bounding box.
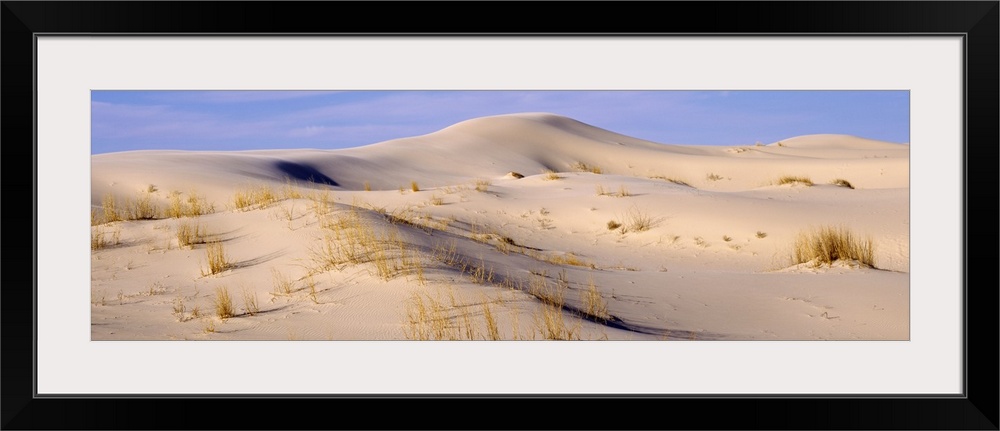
[607,220,622,230]
[620,206,657,233]
[410,181,420,192]
[756,231,767,239]
[792,225,875,268]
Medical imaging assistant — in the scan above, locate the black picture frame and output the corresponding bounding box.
[2,2,997,429]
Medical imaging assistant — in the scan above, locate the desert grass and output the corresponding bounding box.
[271,268,295,296]
[167,190,215,218]
[581,278,609,322]
[597,184,631,197]
[830,178,855,189]
[428,195,444,206]
[651,176,691,187]
[534,303,580,340]
[281,179,304,199]
[614,205,657,233]
[123,190,161,220]
[214,286,235,319]
[410,181,420,192]
[571,161,603,174]
[474,179,491,192]
[176,221,208,248]
[482,299,501,341]
[232,184,278,211]
[201,241,232,276]
[792,225,876,268]
[756,231,768,238]
[363,181,372,192]
[241,287,260,316]
[775,176,814,186]
[309,209,422,282]
[91,225,121,250]
[706,173,724,181]
[305,275,319,303]
[542,170,561,181]
[607,220,622,231]
[722,235,732,242]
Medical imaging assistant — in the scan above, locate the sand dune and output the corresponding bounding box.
[90,113,909,340]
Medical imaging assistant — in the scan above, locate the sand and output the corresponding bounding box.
[90,112,909,341]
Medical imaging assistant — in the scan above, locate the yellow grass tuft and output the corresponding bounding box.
[202,241,232,275]
[241,287,259,316]
[474,179,491,192]
[571,161,603,174]
[542,170,561,181]
[410,181,420,192]
[176,222,207,248]
[775,176,814,186]
[214,286,235,319]
[792,225,876,268]
[233,184,278,211]
[582,278,609,322]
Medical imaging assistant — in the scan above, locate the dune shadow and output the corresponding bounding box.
[273,160,339,186]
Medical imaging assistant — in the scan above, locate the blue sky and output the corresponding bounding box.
[91,91,909,154]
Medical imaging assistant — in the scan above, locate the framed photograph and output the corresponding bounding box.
[3,2,996,429]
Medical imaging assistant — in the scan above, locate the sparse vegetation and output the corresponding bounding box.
[651,176,691,187]
[474,179,491,192]
[176,222,208,248]
[91,226,121,250]
[214,286,235,319]
[542,170,561,181]
[582,278,610,322]
[571,161,603,174]
[232,184,278,211]
[775,176,814,186]
[241,287,259,316]
[722,235,732,242]
[830,178,855,189]
[792,225,876,268]
[428,195,444,206]
[363,181,372,192]
[410,181,420,192]
[271,268,295,295]
[201,241,232,276]
[617,206,657,233]
[607,220,622,231]
[756,231,768,239]
[706,173,724,181]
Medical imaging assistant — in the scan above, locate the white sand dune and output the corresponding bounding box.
[90,112,909,341]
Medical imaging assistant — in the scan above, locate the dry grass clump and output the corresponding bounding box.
[606,220,622,231]
[410,181,420,192]
[428,195,444,206]
[706,173,724,181]
[309,208,423,282]
[542,170,562,181]
[612,206,658,233]
[474,179,491,192]
[271,268,295,295]
[201,241,232,276]
[176,222,208,248]
[542,252,593,268]
[596,185,631,197]
[830,178,855,189]
[775,176,814,186]
[241,287,259,316]
[363,181,372,192]
[91,226,121,250]
[581,278,609,322]
[535,303,580,340]
[232,184,278,211]
[756,231,768,239]
[650,176,691,187]
[792,225,876,268]
[214,286,234,319]
[167,190,214,218]
[571,162,603,174]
